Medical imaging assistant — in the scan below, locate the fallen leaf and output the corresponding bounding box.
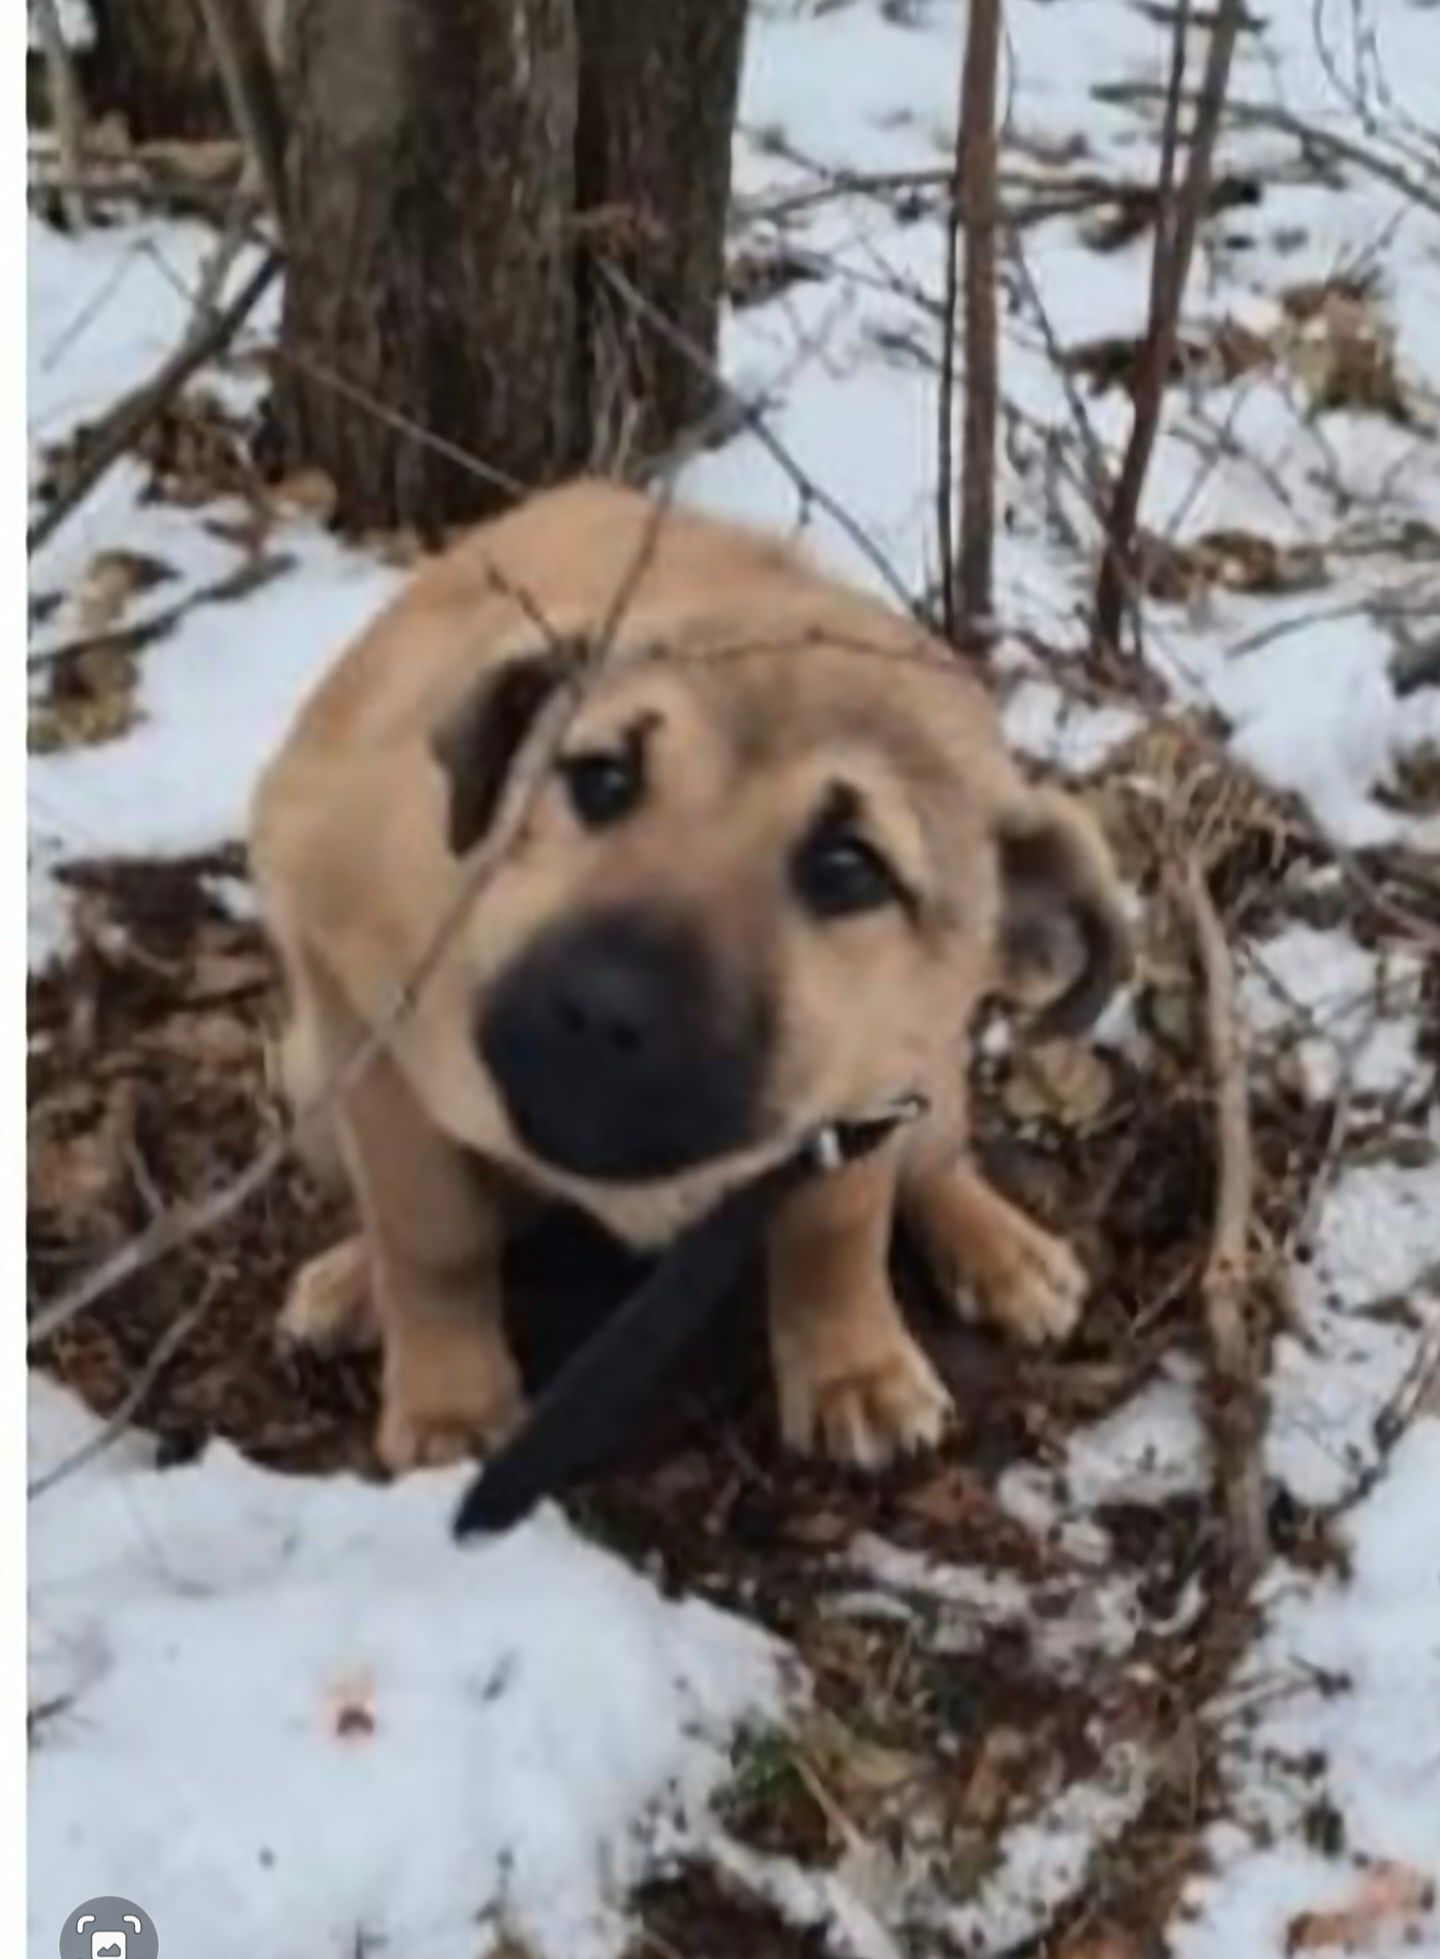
[1286,1859,1436,1953]
[782,1507,853,1548]
[29,643,141,754]
[955,1725,1033,1830]
[1058,1931,1143,1959]
[1003,1039,1116,1127]
[270,467,338,521]
[1280,281,1411,423]
[143,1009,255,1073]
[327,1668,377,1742]
[798,1708,921,1823]
[73,549,174,634]
[900,1469,988,1530]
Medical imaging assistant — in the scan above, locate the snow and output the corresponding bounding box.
[28,1382,785,1959]
[1241,924,1428,1104]
[1267,1149,1440,1508]
[1175,1419,1440,1959]
[25,0,1440,1948]
[29,507,397,966]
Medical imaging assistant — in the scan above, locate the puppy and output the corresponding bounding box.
[250,480,1130,1472]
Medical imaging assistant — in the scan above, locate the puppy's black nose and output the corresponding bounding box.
[551,946,657,1061]
[480,909,766,1182]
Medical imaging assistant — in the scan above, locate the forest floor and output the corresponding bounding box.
[27,2,1440,1955]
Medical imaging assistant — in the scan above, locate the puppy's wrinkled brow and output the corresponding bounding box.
[562,707,661,765]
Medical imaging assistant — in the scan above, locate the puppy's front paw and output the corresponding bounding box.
[965,1221,1086,1346]
[277,1237,377,1355]
[377,1336,525,1472]
[777,1326,952,1470]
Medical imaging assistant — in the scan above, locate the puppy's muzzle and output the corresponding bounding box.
[478,908,767,1183]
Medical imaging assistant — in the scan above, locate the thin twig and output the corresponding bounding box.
[27,494,683,1353]
[937,77,963,642]
[28,1281,220,1499]
[277,337,527,501]
[185,184,258,331]
[596,257,922,621]
[25,663,581,1353]
[29,554,296,672]
[1181,856,1269,1591]
[28,249,281,558]
[1146,0,1194,343]
[1095,0,1244,652]
[1095,84,1440,221]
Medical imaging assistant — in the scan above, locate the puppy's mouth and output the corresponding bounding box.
[477,908,769,1184]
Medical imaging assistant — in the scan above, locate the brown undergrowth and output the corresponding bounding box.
[27,724,1375,1954]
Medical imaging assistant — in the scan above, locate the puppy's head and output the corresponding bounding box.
[431,635,1129,1234]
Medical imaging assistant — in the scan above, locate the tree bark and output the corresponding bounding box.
[88,0,231,139]
[573,0,748,465]
[279,0,578,535]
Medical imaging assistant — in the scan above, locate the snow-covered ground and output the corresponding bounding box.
[27,1,1440,1953]
[27,1380,785,1959]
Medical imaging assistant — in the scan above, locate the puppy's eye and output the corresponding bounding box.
[792,828,901,919]
[559,747,643,828]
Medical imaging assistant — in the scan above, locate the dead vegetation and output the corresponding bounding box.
[25,0,1440,1947]
[32,701,1430,1951]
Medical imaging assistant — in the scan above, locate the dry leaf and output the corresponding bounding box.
[1003,1039,1116,1127]
[1195,529,1328,596]
[1058,1932,1143,1959]
[270,468,339,522]
[74,549,174,634]
[1135,527,1327,604]
[782,1508,854,1548]
[798,1709,921,1823]
[956,1725,1033,1830]
[1281,281,1410,423]
[183,943,273,1003]
[900,1469,987,1530]
[365,526,426,567]
[326,1668,377,1741]
[143,1010,255,1073]
[1286,1859,1436,1953]
[29,1080,136,1215]
[29,644,141,754]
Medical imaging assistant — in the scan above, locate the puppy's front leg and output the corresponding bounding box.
[337,1046,524,1472]
[279,933,524,1472]
[767,1147,951,1468]
[902,1156,1086,1347]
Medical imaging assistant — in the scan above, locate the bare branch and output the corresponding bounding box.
[1092,82,1440,220]
[955,0,1003,637]
[596,257,922,621]
[28,249,281,558]
[1181,855,1269,1592]
[1095,0,1243,652]
[936,56,964,641]
[28,492,678,1352]
[28,1281,219,1499]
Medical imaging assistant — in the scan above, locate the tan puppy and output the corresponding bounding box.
[250,480,1130,1473]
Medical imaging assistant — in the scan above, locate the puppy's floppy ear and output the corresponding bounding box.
[430,647,573,856]
[993,787,1132,1038]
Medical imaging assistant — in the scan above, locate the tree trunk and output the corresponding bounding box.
[279,0,578,535]
[279,0,746,529]
[573,0,748,465]
[88,0,231,139]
